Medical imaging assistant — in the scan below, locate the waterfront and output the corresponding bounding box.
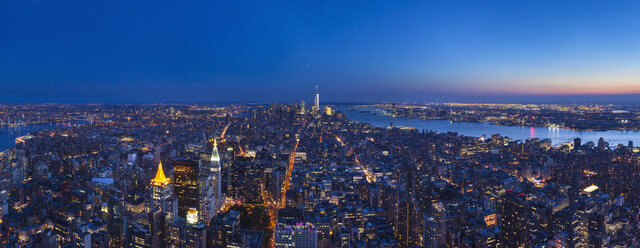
[337,106,640,146]
[0,121,88,151]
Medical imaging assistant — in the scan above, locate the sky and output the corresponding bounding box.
[2,0,640,103]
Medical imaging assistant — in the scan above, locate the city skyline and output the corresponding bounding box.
[3,1,640,247]
[3,0,640,103]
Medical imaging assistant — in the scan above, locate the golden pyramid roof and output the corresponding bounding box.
[151,161,170,186]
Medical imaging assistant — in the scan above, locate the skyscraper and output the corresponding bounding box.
[299,100,306,115]
[274,222,317,248]
[500,190,530,248]
[148,161,176,218]
[314,85,320,114]
[197,140,223,224]
[173,159,200,219]
[106,190,127,248]
[210,140,222,213]
[148,161,177,248]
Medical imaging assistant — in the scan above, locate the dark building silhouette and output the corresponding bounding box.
[173,159,200,218]
[500,190,530,248]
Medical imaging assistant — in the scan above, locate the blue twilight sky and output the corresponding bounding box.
[2,0,640,103]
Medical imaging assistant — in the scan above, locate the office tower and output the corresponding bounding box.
[431,202,447,247]
[500,190,530,248]
[597,137,606,150]
[422,215,439,248]
[573,138,581,148]
[146,162,178,248]
[196,173,213,225]
[196,140,222,224]
[148,161,177,219]
[274,222,317,248]
[324,106,331,116]
[210,140,222,215]
[106,190,127,248]
[147,162,177,248]
[299,100,306,115]
[148,208,169,248]
[0,190,8,222]
[128,151,138,165]
[53,219,72,247]
[574,186,608,248]
[72,222,91,248]
[396,197,422,247]
[173,159,200,218]
[173,219,207,248]
[129,222,152,248]
[208,210,241,248]
[586,212,605,247]
[228,229,265,248]
[529,201,551,243]
[314,86,320,113]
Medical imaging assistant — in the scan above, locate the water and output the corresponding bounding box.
[336,106,640,146]
[0,121,89,151]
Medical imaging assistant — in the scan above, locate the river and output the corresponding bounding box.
[0,121,89,151]
[336,106,640,146]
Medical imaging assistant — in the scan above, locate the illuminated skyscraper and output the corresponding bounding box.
[423,202,446,248]
[323,106,331,116]
[314,86,320,111]
[500,190,530,248]
[274,222,317,248]
[211,140,222,210]
[148,161,177,218]
[174,159,200,218]
[198,140,223,224]
[106,190,126,248]
[299,100,306,115]
[148,161,177,248]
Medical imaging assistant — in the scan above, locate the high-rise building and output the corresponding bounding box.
[106,190,127,248]
[574,138,581,148]
[208,210,241,248]
[173,159,200,219]
[396,197,422,247]
[274,222,317,248]
[314,85,320,113]
[597,137,606,150]
[148,161,176,218]
[129,222,152,248]
[148,208,169,248]
[323,106,331,116]
[172,218,207,248]
[147,161,177,248]
[0,190,8,222]
[72,221,91,248]
[299,100,306,115]
[422,215,439,248]
[197,140,223,224]
[500,190,530,248]
[210,140,222,214]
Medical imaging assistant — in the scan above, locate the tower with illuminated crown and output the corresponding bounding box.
[148,161,177,218]
[210,139,222,209]
[147,161,177,248]
[195,139,223,224]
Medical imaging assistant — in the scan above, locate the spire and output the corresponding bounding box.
[314,85,320,110]
[151,161,170,186]
[211,140,220,162]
